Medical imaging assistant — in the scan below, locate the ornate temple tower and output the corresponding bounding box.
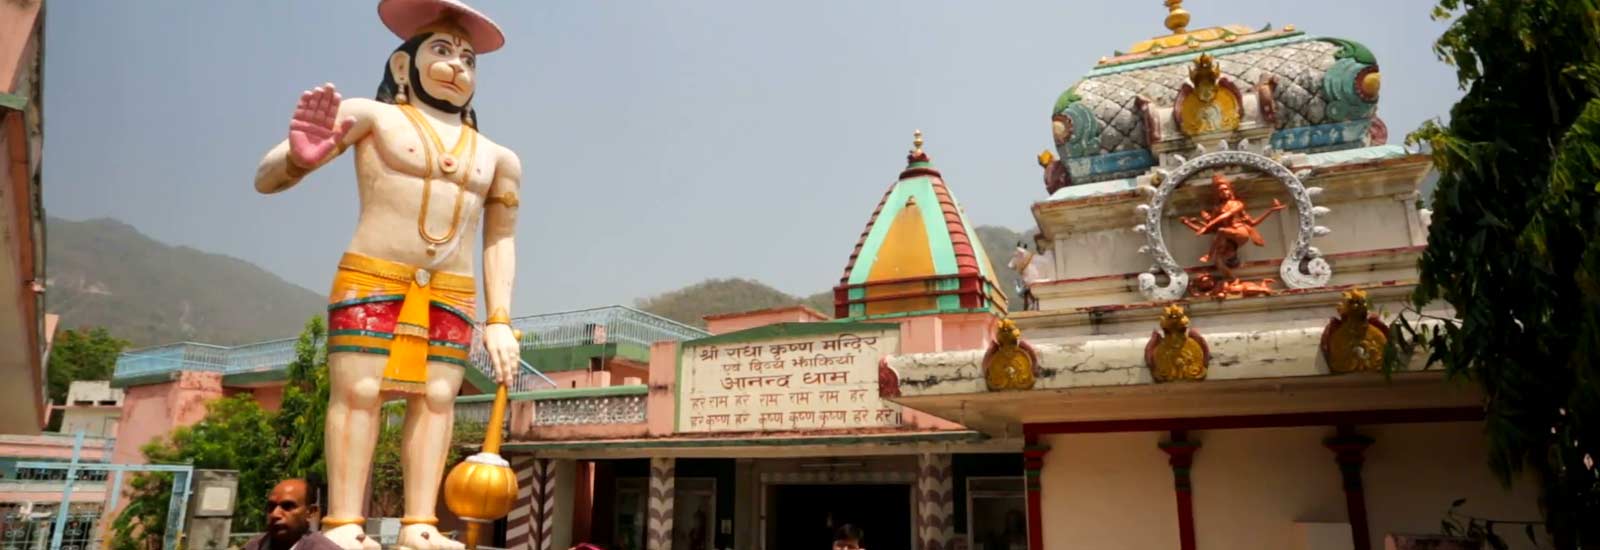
[881,3,1538,549]
[832,131,1007,350]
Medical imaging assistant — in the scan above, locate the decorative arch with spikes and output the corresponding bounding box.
[1132,140,1332,301]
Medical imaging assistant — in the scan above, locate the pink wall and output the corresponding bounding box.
[111,372,224,465]
[547,370,610,390]
[704,306,828,335]
[0,434,111,462]
[252,385,285,412]
[0,0,40,92]
[647,341,679,436]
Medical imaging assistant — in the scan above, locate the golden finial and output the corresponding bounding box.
[1038,149,1055,168]
[912,129,924,155]
[1164,0,1191,34]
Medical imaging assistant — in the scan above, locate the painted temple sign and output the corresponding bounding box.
[676,324,902,433]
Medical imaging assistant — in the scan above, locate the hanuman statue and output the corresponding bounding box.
[252,1,521,549]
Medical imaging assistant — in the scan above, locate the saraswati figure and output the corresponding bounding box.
[1179,173,1285,280]
[252,1,522,548]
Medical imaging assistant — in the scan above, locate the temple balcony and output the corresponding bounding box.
[435,384,652,443]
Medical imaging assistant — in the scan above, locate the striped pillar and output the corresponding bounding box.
[647,457,676,550]
[916,453,955,550]
[507,456,536,550]
[507,457,559,550]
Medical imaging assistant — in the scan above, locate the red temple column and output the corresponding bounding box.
[1023,435,1051,550]
[1159,430,1202,550]
[1324,426,1375,550]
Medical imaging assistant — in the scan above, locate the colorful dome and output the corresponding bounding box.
[1041,1,1384,192]
[833,131,1007,320]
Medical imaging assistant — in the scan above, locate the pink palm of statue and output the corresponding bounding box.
[253,3,519,549]
[288,86,356,169]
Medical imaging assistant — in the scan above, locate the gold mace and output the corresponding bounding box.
[442,332,521,549]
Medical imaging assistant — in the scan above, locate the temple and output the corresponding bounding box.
[883,3,1536,550]
[488,133,1016,550]
[62,2,1546,549]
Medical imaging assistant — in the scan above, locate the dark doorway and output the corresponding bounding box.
[771,484,911,550]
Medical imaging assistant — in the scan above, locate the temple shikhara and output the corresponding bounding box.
[65,2,1545,550]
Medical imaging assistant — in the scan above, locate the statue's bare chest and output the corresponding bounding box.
[363,109,495,193]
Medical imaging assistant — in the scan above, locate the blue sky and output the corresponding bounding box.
[42,1,1457,314]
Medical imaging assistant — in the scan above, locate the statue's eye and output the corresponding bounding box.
[432,44,451,56]
[462,54,476,68]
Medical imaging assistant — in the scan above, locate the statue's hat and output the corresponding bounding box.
[378,0,505,54]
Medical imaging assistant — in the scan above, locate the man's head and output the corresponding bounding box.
[832,524,864,550]
[266,478,319,545]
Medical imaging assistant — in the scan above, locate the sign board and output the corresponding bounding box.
[677,324,901,433]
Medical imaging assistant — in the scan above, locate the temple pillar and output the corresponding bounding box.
[1159,430,1202,550]
[573,461,595,545]
[647,457,675,550]
[1022,436,1050,550]
[1324,426,1375,550]
[734,458,757,550]
[508,457,562,550]
[916,453,955,550]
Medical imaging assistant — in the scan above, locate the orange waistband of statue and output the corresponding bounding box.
[326,253,477,394]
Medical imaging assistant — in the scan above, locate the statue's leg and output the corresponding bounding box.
[323,352,387,550]
[396,360,467,550]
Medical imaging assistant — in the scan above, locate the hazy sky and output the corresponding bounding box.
[42,1,1458,315]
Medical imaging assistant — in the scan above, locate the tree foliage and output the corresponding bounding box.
[1390,0,1600,546]
[111,317,329,550]
[111,395,282,549]
[45,327,128,404]
[277,317,330,486]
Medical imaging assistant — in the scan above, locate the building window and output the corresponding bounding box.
[966,477,1026,550]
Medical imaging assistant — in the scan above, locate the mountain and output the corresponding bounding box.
[974,225,1033,312]
[45,217,326,347]
[636,278,821,329]
[637,225,1031,326]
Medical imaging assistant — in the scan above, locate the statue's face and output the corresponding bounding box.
[1215,181,1234,200]
[412,31,477,107]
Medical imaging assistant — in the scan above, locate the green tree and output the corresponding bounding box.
[110,316,333,549]
[110,396,283,549]
[45,327,128,403]
[1390,0,1600,547]
[277,316,329,485]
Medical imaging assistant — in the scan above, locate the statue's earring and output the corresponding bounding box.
[396,80,410,104]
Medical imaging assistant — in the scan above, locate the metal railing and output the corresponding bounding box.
[113,305,706,390]
[503,305,708,350]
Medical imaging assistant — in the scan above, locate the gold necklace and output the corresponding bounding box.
[398,104,477,256]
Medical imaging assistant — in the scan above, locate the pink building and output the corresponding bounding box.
[0,0,51,436]
[482,136,1022,550]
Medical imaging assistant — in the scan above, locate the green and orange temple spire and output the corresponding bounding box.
[832,130,1007,320]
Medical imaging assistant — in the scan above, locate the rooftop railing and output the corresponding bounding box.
[504,305,708,349]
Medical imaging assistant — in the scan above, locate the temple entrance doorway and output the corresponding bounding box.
[768,484,912,550]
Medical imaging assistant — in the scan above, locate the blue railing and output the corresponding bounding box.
[504,305,707,349]
[112,305,706,388]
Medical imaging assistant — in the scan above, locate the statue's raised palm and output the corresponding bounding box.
[288,83,356,168]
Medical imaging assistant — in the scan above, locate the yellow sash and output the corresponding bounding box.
[329,253,476,393]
